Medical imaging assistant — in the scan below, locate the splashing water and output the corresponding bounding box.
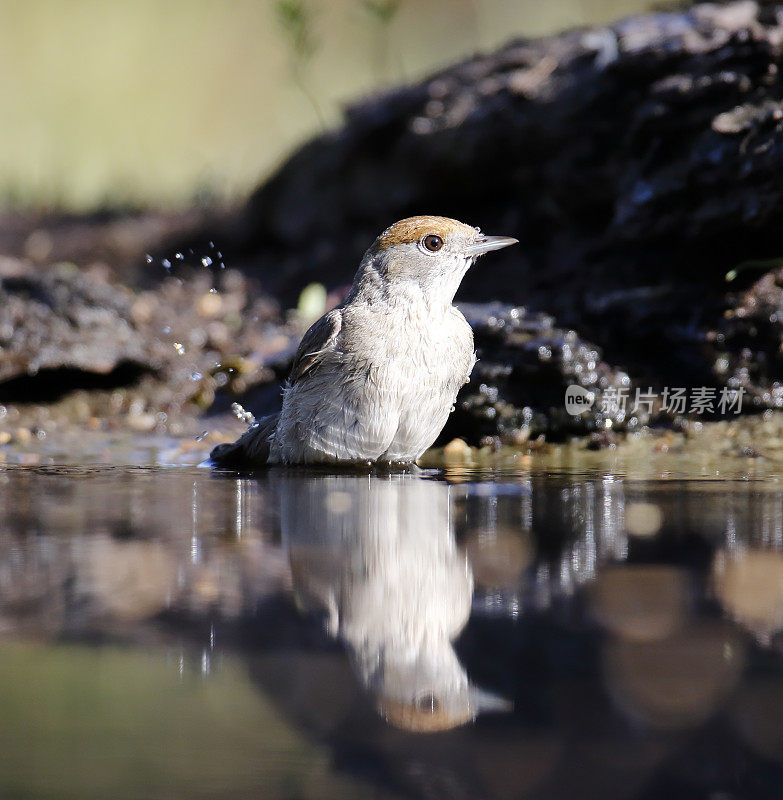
[231,403,255,426]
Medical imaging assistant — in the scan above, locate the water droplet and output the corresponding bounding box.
[175,252,184,261]
[162,326,171,334]
[173,342,185,355]
[208,241,215,248]
[219,262,226,270]
[195,430,209,442]
[231,402,255,425]
[201,256,213,268]
[209,287,217,294]
[161,258,172,270]
[145,254,153,264]
[191,371,203,381]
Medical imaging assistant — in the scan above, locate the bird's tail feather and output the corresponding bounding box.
[210,413,279,467]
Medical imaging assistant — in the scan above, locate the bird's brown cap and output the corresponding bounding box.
[374,216,478,250]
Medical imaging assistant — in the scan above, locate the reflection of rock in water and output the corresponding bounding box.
[281,475,509,732]
[589,565,689,643]
[465,477,627,617]
[711,488,783,645]
[0,470,288,636]
[603,622,744,731]
[713,549,783,645]
[732,678,783,765]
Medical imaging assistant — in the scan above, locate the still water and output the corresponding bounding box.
[2,463,783,799]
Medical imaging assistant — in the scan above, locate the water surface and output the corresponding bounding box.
[3,463,783,799]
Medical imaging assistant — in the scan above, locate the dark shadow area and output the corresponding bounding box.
[0,361,150,403]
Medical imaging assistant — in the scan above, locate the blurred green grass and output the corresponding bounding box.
[0,0,651,211]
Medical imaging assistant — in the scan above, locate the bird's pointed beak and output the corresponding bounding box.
[469,685,513,715]
[465,235,519,257]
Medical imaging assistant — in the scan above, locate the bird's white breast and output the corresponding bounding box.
[273,298,474,464]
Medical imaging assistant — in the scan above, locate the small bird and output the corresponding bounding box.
[211,216,517,466]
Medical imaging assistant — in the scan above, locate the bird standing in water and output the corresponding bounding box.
[211,215,517,466]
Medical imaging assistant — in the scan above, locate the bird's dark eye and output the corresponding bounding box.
[415,692,440,713]
[422,234,444,252]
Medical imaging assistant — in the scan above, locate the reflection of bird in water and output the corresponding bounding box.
[281,474,509,732]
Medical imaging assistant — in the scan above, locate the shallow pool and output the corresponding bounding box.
[2,462,783,799]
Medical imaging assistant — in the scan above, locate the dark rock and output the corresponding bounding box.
[439,303,649,444]
[192,0,783,400]
[0,258,286,428]
[711,264,783,409]
[0,260,149,391]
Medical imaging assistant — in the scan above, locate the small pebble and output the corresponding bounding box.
[444,438,472,460]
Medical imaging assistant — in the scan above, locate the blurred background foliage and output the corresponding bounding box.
[0,0,652,212]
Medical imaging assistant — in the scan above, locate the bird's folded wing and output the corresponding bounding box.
[288,309,342,384]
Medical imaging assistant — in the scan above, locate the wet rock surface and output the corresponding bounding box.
[0,258,287,439]
[712,265,783,409]
[0,260,150,393]
[441,303,646,444]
